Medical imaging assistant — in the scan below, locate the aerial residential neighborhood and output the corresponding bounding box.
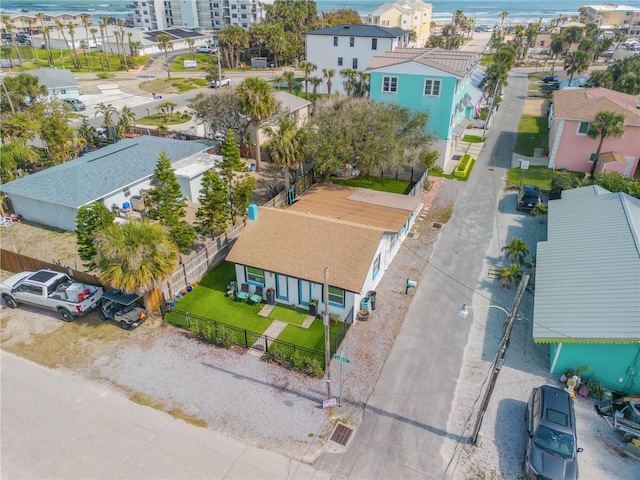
[1,1,639,478]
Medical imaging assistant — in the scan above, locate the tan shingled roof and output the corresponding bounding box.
[288,183,422,231]
[552,88,640,124]
[225,207,384,293]
[599,151,628,164]
[367,47,480,77]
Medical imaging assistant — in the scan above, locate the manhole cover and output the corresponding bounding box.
[433,222,442,229]
[330,423,353,446]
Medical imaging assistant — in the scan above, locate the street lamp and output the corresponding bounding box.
[457,272,530,447]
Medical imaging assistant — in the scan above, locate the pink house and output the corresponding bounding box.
[548,88,640,178]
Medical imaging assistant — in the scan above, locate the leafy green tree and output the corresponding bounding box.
[501,237,530,265]
[563,26,584,55]
[0,140,39,183]
[321,9,362,26]
[192,90,250,142]
[157,33,174,79]
[264,115,308,193]
[281,70,295,93]
[39,101,77,164]
[591,171,640,196]
[589,56,640,94]
[564,51,590,85]
[549,33,566,75]
[236,77,277,172]
[299,60,317,98]
[195,169,230,237]
[0,73,47,113]
[531,203,548,224]
[219,130,255,225]
[217,24,249,69]
[77,118,97,145]
[147,150,196,252]
[75,201,116,269]
[0,111,39,143]
[95,220,179,294]
[587,110,626,176]
[549,172,579,199]
[427,35,446,48]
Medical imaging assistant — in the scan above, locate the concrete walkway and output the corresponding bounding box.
[447,128,489,174]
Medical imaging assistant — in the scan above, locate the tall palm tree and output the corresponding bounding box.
[282,70,295,93]
[2,19,23,69]
[263,115,308,193]
[157,33,174,79]
[54,20,69,60]
[499,11,509,30]
[299,60,317,99]
[94,220,179,295]
[95,102,118,127]
[98,18,111,70]
[323,68,335,95]
[25,18,40,68]
[36,13,53,65]
[117,20,128,70]
[81,17,92,70]
[120,105,136,125]
[549,33,565,75]
[501,237,530,265]
[236,77,277,172]
[67,22,81,69]
[268,35,288,68]
[186,38,195,60]
[587,110,626,176]
[564,50,590,84]
[90,27,104,70]
[310,76,322,105]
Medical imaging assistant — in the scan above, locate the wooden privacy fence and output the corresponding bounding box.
[0,249,105,289]
[367,165,427,184]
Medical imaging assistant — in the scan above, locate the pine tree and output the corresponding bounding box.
[75,201,116,269]
[195,168,230,237]
[219,130,255,225]
[147,150,195,252]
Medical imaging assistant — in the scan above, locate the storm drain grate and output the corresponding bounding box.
[432,222,442,229]
[330,423,353,446]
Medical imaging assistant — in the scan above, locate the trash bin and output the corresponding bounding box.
[360,297,371,313]
[367,290,377,310]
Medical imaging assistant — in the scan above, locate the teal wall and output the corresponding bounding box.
[369,72,470,141]
[550,342,640,394]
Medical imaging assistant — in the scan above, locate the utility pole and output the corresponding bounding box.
[323,267,331,400]
[472,272,530,446]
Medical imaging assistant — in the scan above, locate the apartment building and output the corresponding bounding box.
[0,12,93,35]
[585,3,640,39]
[364,0,432,47]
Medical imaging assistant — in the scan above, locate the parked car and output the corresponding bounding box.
[210,77,231,88]
[517,184,541,211]
[524,385,582,480]
[63,98,86,111]
[195,45,213,54]
[99,289,147,330]
[542,74,558,83]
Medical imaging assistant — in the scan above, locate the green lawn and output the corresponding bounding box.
[268,304,308,326]
[462,135,486,143]
[514,116,549,156]
[506,166,586,191]
[331,176,413,194]
[170,53,218,72]
[277,319,342,352]
[137,112,192,126]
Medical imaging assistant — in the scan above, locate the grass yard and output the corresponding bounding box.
[506,166,586,191]
[170,53,217,72]
[277,318,342,352]
[331,175,414,194]
[514,116,549,156]
[139,77,208,94]
[165,261,272,334]
[137,112,192,126]
[268,304,308,326]
[462,135,486,143]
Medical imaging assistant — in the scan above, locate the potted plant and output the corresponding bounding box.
[357,309,369,321]
[266,287,276,305]
[308,299,319,316]
[588,381,604,400]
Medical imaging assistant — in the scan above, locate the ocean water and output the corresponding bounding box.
[1,0,587,25]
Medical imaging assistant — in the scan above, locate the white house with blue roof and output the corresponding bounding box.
[0,136,216,231]
[304,24,411,95]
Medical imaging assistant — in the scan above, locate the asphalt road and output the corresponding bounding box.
[314,70,529,479]
[0,351,329,480]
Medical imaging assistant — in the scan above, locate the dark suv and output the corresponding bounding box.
[524,385,582,480]
[518,184,541,211]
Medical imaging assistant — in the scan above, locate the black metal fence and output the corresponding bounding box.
[165,308,349,371]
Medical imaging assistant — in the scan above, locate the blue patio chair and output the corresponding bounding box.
[235,283,250,302]
[248,286,263,305]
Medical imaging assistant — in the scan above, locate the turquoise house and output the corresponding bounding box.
[367,47,485,169]
[534,186,640,395]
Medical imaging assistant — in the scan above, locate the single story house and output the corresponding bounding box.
[0,136,216,231]
[225,183,423,321]
[534,186,640,394]
[548,87,640,178]
[367,47,484,169]
[28,68,81,102]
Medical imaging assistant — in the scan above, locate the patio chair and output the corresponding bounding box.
[248,286,263,305]
[235,283,250,302]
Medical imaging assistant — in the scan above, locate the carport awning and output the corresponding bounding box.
[453,118,471,136]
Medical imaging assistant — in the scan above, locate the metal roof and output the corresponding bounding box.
[367,47,481,77]
[28,68,79,89]
[533,186,640,343]
[0,136,214,208]
[305,24,410,38]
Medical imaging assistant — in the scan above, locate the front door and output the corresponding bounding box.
[298,280,311,306]
[275,274,288,301]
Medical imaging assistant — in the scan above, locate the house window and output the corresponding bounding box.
[350,37,355,47]
[424,79,441,96]
[372,254,381,279]
[333,36,338,46]
[246,266,264,285]
[539,40,545,47]
[372,38,377,50]
[588,153,597,163]
[577,121,590,135]
[328,286,345,308]
[382,76,398,93]
[352,58,358,69]
[338,57,343,66]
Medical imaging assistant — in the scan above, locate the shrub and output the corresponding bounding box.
[454,154,474,178]
[96,72,115,80]
[290,351,306,371]
[304,357,324,377]
[214,325,234,348]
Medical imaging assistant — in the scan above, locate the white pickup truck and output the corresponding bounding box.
[1,269,103,322]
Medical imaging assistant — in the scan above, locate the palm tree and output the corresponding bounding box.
[499,263,521,289]
[186,38,195,60]
[54,20,70,61]
[499,11,509,30]
[564,50,590,85]
[90,28,104,70]
[79,40,91,70]
[2,19,23,70]
[117,20,128,70]
[95,102,118,127]
[263,115,307,193]
[67,22,81,69]
[157,33,174,79]
[501,237,530,265]
[299,61,317,99]
[25,18,40,68]
[98,18,111,71]
[81,17,92,70]
[36,13,53,65]
[322,68,335,95]
[236,77,277,172]
[549,33,565,75]
[531,203,548,224]
[587,110,626,176]
[282,70,295,93]
[94,220,179,295]
[310,76,322,105]
[120,105,136,124]
[268,35,288,68]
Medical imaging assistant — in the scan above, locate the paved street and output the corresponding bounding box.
[0,351,328,480]
[314,70,529,478]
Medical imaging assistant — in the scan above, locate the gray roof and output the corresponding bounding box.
[28,68,79,89]
[533,186,640,343]
[367,47,481,77]
[305,24,410,38]
[274,91,311,114]
[0,136,213,208]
